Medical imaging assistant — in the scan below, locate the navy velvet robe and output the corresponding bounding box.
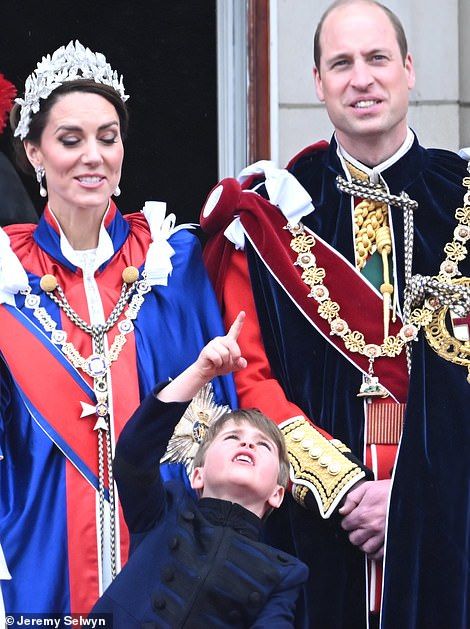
[207,136,469,628]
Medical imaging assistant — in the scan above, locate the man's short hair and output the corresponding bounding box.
[313,0,408,70]
[193,408,290,488]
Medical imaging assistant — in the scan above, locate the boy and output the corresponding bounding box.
[91,312,308,627]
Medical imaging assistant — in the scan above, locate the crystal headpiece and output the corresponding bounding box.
[160,383,231,475]
[14,40,129,140]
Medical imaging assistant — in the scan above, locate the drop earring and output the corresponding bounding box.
[113,184,121,197]
[35,165,47,198]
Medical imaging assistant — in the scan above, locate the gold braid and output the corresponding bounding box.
[346,161,389,270]
[345,161,394,336]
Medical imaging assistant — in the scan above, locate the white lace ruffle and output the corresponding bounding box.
[0,228,29,306]
[142,201,196,286]
[224,160,315,250]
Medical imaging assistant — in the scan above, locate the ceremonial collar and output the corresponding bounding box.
[33,202,130,274]
[46,204,114,273]
[325,132,428,195]
[336,128,415,183]
[198,497,262,541]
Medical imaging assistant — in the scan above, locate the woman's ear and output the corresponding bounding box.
[24,141,42,170]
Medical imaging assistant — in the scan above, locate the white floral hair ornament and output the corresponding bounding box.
[14,40,129,140]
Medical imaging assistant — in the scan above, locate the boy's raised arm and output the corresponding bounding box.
[157,311,246,403]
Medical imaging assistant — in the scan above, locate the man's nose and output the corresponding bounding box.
[350,60,374,89]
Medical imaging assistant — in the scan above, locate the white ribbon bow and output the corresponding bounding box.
[223,160,315,250]
[142,201,196,286]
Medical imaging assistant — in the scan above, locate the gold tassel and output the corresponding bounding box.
[376,225,393,338]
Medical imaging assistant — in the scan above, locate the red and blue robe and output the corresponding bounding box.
[0,203,237,614]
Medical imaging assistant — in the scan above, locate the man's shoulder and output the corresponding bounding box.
[415,145,468,191]
[425,145,466,163]
[285,140,330,170]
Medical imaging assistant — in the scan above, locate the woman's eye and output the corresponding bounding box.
[60,137,80,146]
[258,441,271,450]
[224,434,238,441]
[100,135,118,145]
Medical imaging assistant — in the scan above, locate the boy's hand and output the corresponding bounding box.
[157,312,247,403]
[196,311,247,379]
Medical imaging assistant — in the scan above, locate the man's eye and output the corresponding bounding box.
[332,59,349,69]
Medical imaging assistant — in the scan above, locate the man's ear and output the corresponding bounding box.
[24,141,42,170]
[267,484,285,510]
[404,53,416,90]
[191,466,204,492]
[313,66,325,102]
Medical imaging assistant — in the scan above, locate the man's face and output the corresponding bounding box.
[314,2,415,155]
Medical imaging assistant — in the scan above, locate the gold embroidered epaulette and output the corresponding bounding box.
[280,416,366,518]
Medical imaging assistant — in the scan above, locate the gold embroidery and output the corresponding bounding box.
[281,417,365,518]
[424,278,470,382]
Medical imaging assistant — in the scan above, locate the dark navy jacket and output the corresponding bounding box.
[91,391,308,628]
[0,152,37,226]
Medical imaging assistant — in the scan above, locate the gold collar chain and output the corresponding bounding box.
[20,265,152,579]
[286,167,470,391]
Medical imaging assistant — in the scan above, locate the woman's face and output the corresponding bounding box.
[25,91,124,217]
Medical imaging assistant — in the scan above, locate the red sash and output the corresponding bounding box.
[0,303,103,490]
[202,179,409,403]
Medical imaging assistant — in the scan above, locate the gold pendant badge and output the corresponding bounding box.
[424,278,470,382]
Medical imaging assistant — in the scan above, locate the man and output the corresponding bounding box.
[201,1,470,628]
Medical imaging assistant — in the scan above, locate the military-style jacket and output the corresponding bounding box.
[92,392,308,628]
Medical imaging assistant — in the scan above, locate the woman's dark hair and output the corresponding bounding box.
[10,79,129,175]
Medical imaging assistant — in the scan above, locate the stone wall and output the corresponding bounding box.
[275,0,463,164]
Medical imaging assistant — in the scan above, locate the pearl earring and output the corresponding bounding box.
[113,184,121,197]
[35,165,47,198]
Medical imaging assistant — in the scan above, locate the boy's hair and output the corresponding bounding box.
[193,409,290,488]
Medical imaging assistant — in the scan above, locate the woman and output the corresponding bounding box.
[0,41,236,615]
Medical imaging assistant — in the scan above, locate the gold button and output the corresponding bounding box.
[291,430,305,442]
[40,274,58,293]
[122,266,139,284]
[309,447,322,459]
[328,462,341,475]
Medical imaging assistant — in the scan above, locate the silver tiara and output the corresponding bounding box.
[14,40,129,140]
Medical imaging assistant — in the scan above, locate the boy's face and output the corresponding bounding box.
[191,419,285,518]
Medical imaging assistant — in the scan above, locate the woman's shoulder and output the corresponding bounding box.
[3,222,37,259]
